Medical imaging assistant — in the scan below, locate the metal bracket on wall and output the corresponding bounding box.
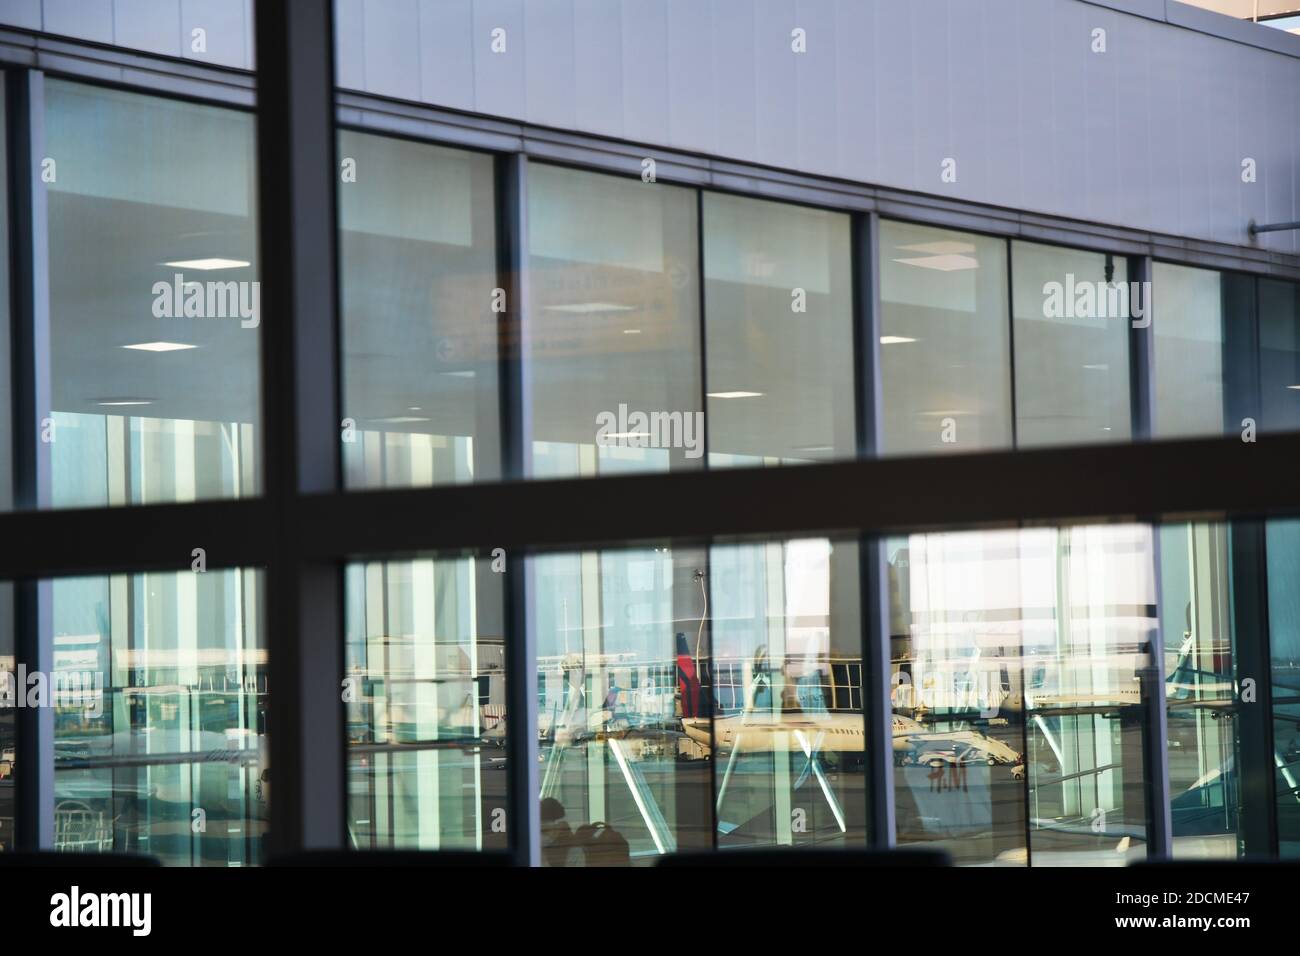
[1249,219,1300,237]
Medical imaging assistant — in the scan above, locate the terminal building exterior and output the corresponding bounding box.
[1,0,1300,866]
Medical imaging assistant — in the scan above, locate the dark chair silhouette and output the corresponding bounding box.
[268,850,513,866]
[657,847,951,867]
[0,852,160,867]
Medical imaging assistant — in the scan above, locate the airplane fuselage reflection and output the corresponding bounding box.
[678,712,1021,766]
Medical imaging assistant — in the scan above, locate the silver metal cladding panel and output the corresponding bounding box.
[327,0,1300,252]
[0,0,254,68]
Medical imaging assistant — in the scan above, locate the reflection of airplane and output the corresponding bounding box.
[891,714,1021,766]
[680,712,863,753]
[890,628,1220,724]
[680,710,1020,767]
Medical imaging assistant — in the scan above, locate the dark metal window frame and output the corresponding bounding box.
[3,4,1296,864]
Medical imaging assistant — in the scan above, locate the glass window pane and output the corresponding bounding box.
[879,220,1012,454]
[1152,262,1224,438]
[339,132,500,488]
[0,584,11,851]
[535,545,714,864]
[0,73,11,513]
[46,81,260,508]
[1259,277,1300,433]
[889,525,1154,865]
[533,537,868,865]
[1266,519,1300,857]
[344,556,507,851]
[709,538,868,848]
[1010,241,1131,446]
[51,569,266,865]
[702,194,855,466]
[0,76,9,848]
[527,164,702,478]
[1160,522,1243,859]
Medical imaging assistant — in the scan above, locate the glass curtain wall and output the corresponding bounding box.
[21,94,1299,864]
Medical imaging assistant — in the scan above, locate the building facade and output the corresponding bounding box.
[0,0,1299,867]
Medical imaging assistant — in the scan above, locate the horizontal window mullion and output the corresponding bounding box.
[0,498,276,578]
[289,433,1300,558]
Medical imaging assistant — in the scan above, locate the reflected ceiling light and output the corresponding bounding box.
[794,444,834,453]
[707,391,763,399]
[96,400,153,407]
[892,254,980,272]
[162,257,251,270]
[1288,385,1300,390]
[122,341,196,352]
[623,329,642,335]
[897,240,977,255]
[919,409,973,417]
[544,302,635,314]
[408,406,422,411]
[880,336,917,344]
[1083,364,1110,370]
[440,370,475,378]
[370,416,430,424]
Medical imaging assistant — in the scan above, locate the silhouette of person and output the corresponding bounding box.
[928,759,945,793]
[950,746,968,793]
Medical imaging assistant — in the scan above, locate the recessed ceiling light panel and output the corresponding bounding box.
[162,258,251,271]
[122,341,197,352]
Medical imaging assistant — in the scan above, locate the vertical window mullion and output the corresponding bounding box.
[1229,278,1277,856]
[1128,255,1155,441]
[695,190,719,854]
[8,67,54,851]
[1231,520,1279,857]
[254,0,346,857]
[854,210,895,848]
[1135,254,1173,858]
[496,152,540,866]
